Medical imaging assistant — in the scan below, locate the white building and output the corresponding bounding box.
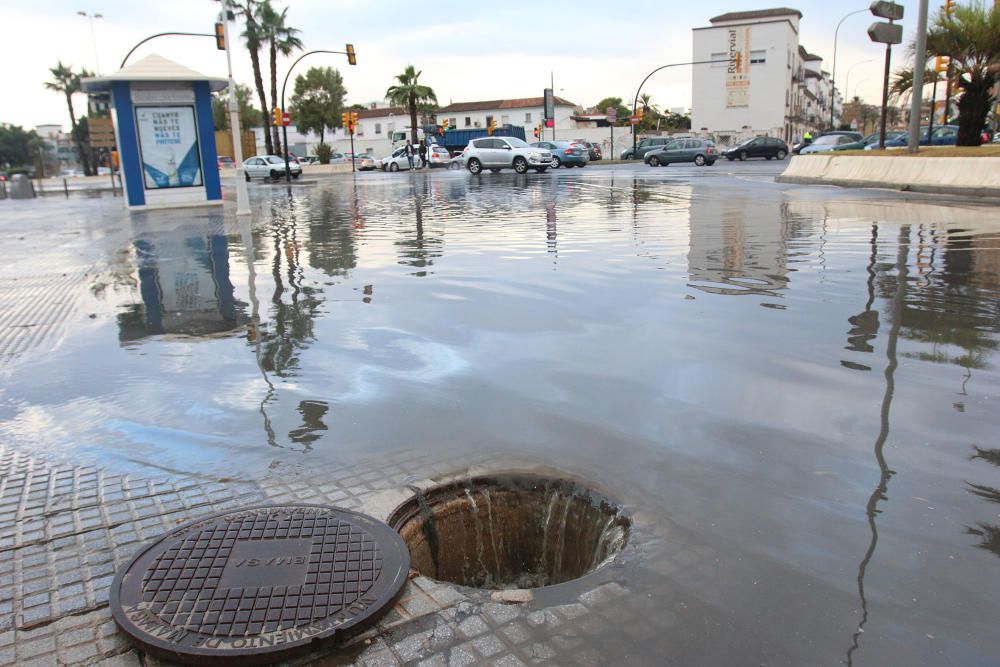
[436,96,577,135]
[691,7,837,144]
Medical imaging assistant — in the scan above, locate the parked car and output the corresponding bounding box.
[869,124,959,149]
[464,136,553,174]
[793,131,863,154]
[530,141,588,168]
[722,136,789,161]
[449,149,468,170]
[799,134,863,154]
[356,154,376,171]
[426,145,451,168]
[572,140,602,161]
[379,146,415,171]
[832,131,904,151]
[644,138,718,167]
[242,155,301,181]
[621,137,673,160]
[217,156,235,169]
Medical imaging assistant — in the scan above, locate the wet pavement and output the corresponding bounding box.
[1,161,999,665]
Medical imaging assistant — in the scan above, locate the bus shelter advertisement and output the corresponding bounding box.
[136,106,203,189]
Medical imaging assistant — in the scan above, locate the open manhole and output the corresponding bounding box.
[110,505,408,665]
[389,474,629,589]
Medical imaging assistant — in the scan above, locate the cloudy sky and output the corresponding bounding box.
[4,0,926,131]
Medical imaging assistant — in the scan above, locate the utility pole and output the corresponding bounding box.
[907,0,930,152]
[221,8,250,215]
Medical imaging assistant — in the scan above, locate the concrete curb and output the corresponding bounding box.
[776,155,1000,198]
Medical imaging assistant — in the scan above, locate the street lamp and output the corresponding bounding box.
[844,59,875,107]
[830,8,870,129]
[77,10,103,73]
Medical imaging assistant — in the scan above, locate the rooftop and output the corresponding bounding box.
[438,96,576,113]
[81,54,228,93]
[709,7,802,23]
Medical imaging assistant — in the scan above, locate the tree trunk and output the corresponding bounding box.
[955,77,995,146]
[269,40,282,157]
[249,43,272,155]
[319,127,324,144]
[409,92,418,145]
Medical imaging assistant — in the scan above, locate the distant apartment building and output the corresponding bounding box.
[691,7,838,144]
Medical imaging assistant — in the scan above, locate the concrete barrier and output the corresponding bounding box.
[776,155,1000,197]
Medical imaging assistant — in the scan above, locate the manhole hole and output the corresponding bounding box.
[110,505,408,665]
[389,475,629,589]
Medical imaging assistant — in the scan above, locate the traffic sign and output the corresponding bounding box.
[868,22,903,45]
[629,115,640,125]
[606,106,617,123]
[282,112,290,127]
[870,0,904,20]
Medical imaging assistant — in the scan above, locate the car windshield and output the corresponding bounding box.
[266,156,284,164]
[812,136,842,146]
[504,137,530,148]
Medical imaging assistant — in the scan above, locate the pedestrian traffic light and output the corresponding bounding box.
[273,107,282,126]
[346,43,356,66]
[935,56,949,73]
[214,22,225,50]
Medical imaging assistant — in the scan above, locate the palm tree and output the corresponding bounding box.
[893,2,1000,145]
[45,61,93,175]
[258,1,302,156]
[386,66,437,144]
[236,0,273,154]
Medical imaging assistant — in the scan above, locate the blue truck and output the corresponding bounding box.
[425,125,527,154]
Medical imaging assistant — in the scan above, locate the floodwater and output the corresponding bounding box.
[1,167,999,664]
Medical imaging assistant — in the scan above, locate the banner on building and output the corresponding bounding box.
[135,106,202,189]
[725,27,751,108]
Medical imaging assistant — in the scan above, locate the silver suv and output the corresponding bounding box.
[464,137,552,174]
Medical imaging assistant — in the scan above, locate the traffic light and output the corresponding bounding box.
[944,0,954,16]
[351,111,359,126]
[341,112,350,128]
[533,126,539,138]
[935,55,949,73]
[442,119,449,132]
[273,107,282,126]
[637,107,645,121]
[346,44,356,66]
[488,118,498,135]
[214,22,225,50]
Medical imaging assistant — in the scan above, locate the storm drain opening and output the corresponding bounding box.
[389,474,630,590]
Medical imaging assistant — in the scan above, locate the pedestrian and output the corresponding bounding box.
[803,130,813,144]
[418,142,427,168]
[405,141,414,170]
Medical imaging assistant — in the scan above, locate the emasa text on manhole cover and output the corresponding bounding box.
[110,504,409,665]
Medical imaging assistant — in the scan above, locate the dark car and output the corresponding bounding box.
[833,131,905,151]
[723,136,789,161]
[644,138,718,167]
[873,124,959,149]
[621,137,673,160]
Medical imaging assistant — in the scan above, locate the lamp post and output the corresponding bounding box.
[844,59,875,109]
[219,6,250,216]
[77,10,103,73]
[631,59,715,157]
[830,8,870,129]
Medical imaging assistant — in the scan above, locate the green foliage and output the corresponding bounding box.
[0,124,42,168]
[288,67,346,143]
[594,97,631,126]
[313,141,333,164]
[386,66,437,144]
[45,60,93,174]
[212,83,262,130]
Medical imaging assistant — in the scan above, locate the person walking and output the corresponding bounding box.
[405,141,415,170]
[418,142,428,169]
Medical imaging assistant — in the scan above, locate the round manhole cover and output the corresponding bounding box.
[111,504,409,665]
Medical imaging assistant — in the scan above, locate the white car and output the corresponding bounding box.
[379,146,417,172]
[242,155,301,181]
[426,145,451,168]
[463,137,552,174]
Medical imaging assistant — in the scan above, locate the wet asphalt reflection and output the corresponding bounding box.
[1,164,999,664]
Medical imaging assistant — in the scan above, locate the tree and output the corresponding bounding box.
[0,124,41,168]
[212,83,262,130]
[44,61,93,175]
[288,67,345,143]
[893,2,1000,145]
[386,66,437,144]
[236,0,273,154]
[594,97,631,126]
[258,0,302,156]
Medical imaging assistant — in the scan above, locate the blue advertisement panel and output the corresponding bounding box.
[135,106,203,189]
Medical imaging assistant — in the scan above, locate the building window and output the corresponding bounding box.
[450,118,457,128]
[375,123,381,134]
[500,114,509,125]
[750,50,766,64]
[710,52,727,68]
[464,116,471,127]
[525,112,531,123]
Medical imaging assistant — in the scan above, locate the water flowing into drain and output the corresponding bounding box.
[390,475,630,589]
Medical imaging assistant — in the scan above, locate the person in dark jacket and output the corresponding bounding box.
[418,142,428,168]
[405,142,414,169]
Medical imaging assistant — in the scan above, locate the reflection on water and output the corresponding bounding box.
[5,171,1000,664]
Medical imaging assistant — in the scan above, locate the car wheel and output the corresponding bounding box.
[270,169,279,179]
[388,163,399,172]
[776,150,787,160]
[694,155,706,166]
[706,160,716,166]
[577,163,586,167]
[449,162,460,170]
[513,157,528,174]
[467,158,482,175]
[739,151,747,161]
[490,168,501,173]
[244,172,251,182]
[551,156,562,168]
[648,156,660,167]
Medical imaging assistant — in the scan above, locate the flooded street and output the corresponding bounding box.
[2,164,999,664]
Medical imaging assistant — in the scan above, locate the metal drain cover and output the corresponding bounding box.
[110,504,409,665]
